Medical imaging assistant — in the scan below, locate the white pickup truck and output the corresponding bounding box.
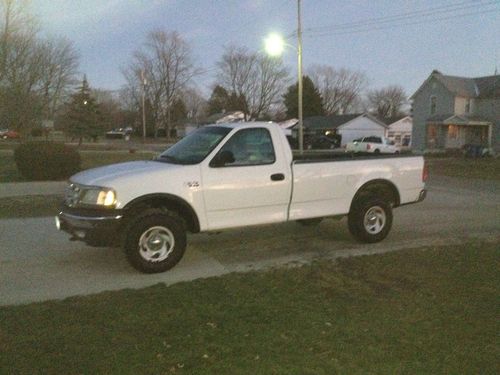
[56,122,427,273]
[345,136,401,154]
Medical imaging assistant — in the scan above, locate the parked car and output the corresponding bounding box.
[346,136,401,154]
[0,129,20,139]
[306,135,340,150]
[56,122,426,273]
[105,128,132,139]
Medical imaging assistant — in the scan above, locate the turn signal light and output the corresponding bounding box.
[422,162,429,182]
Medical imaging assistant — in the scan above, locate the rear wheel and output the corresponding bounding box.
[348,196,392,243]
[124,209,186,273]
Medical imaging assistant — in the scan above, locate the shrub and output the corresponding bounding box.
[14,141,81,181]
[30,128,43,137]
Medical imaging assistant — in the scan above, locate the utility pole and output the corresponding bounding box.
[297,0,304,154]
[141,70,147,143]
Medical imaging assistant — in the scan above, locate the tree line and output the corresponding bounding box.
[1,0,408,141]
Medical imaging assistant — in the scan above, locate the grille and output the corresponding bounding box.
[65,183,81,207]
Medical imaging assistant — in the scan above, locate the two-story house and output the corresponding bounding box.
[411,70,499,152]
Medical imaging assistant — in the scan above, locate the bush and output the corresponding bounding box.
[30,128,43,137]
[14,141,81,181]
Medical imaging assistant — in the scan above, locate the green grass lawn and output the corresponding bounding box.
[0,194,62,218]
[426,157,500,180]
[0,150,156,183]
[1,241,498,374]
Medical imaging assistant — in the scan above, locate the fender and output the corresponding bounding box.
[123,193,200,233]
[350,179,401,211]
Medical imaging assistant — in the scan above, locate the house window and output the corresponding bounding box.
[430,96,437,115]
[465,99,471,113]
[448,125,459,139]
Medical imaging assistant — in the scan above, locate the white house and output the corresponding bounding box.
[379,115,413,146]
[337,114,387,145]
[300,113,387,146]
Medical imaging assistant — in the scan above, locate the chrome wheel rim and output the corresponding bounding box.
[139,226,175,262]
[363,206,386,234]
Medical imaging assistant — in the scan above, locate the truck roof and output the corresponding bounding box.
[208,121,278,130]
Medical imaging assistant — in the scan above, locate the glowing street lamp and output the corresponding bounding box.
[264,1,304,154]
[264,33,285,57]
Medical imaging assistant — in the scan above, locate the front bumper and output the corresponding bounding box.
[56,208,124,247]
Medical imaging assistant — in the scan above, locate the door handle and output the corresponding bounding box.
[270,173,285,181]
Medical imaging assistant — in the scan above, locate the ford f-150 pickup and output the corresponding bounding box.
[56,122,427,273]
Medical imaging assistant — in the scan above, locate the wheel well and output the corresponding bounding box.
[350,180,400,211]
[123,194,200,233]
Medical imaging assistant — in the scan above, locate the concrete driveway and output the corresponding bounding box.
[1,175,499,306]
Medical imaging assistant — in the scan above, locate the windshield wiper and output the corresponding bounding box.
[155,154,182,164]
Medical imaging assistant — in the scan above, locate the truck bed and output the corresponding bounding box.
[292,150,415,163]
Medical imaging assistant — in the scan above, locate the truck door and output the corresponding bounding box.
[201,127,291,230]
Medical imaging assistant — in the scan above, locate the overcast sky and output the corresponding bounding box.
[31,0,500,96]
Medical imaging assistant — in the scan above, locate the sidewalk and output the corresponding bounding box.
[0,181,66,198]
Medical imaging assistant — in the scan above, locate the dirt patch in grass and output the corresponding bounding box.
[1,240,498,374]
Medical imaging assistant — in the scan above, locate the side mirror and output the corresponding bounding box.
[210,150,235,167]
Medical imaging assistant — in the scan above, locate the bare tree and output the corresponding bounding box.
[180,87,207,123]
[122,30,200,137]
[309,64,368,115]
[0,0,38,82]
[0,0,79,133]
[216,45,289,119]
[217,46,256,100]
[367,85,407,118]
[38,38,80,119]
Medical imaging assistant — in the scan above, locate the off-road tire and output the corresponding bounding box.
[123,208,187,273]
[348,196,392,243]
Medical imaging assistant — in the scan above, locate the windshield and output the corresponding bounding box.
[156,126,232,165]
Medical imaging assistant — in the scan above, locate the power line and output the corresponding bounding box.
[304,7,499,38]
[304,0,497,33]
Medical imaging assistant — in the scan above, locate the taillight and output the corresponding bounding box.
[422,162,429,182]
[366,143,371,150]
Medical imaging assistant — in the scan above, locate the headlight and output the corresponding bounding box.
[80,188,116,206]
[66,183,116,207]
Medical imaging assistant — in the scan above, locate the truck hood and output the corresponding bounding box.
[70,160,179,187]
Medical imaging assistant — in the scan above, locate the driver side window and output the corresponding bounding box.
[214,128,275,167]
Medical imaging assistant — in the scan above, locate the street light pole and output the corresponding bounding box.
[297,0,304,154]
[141,70,147,143]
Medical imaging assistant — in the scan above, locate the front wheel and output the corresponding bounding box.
[348,197,393,243]
[124,209,187,273]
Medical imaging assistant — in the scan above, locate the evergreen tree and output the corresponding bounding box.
[283,76,324,118]
[65,76,102,145]
[207,85,230,115]
[170,98,188,124]
[227,92,248,115]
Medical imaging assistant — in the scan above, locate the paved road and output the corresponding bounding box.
[1,176,499,306]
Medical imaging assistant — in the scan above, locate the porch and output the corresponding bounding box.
[425,115,493,150]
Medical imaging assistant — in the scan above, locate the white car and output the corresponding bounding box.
[346,136,401,154]
[56,122,426,273]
